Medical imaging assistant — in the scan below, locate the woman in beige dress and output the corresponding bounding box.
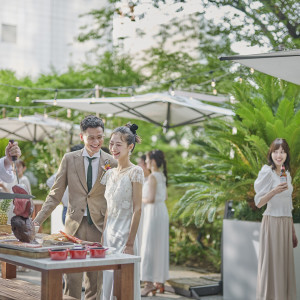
[254,138,298,300]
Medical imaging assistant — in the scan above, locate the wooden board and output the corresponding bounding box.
[0,233,75,259]
[0,247,49,259]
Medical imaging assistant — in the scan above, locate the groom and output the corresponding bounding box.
[34,115,117,300]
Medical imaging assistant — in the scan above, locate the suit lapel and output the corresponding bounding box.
[74,150,88,193]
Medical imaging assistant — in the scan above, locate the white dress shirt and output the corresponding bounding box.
[82,148,101,216]
[47,173,68,207]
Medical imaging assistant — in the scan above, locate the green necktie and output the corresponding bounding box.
[86,157,96,225]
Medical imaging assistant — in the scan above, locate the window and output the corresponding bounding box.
[2,24,17,43]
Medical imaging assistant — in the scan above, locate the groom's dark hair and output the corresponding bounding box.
[80,115,104,132]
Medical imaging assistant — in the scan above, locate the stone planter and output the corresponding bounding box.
[223,219,300,300]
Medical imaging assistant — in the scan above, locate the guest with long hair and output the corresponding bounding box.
[140,149,169,297]
[254,138,297,300]
[136,154,151,254]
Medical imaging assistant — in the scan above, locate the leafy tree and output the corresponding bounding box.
[78,0,300,51]
[203,0,300,49]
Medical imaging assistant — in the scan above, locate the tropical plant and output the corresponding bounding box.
[173,73,300,226]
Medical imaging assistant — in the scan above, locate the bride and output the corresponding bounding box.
[100,123,143,300]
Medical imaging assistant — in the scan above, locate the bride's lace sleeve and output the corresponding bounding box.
[129,166,144,185]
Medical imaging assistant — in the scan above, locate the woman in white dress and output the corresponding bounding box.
[140,150,169,297]
[137,155,151,254]
[101,123,143,300]
[254,138,297,300]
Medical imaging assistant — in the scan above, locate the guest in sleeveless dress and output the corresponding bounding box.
[100,123,143,300]
[140,150,169,297]
[254,138,297,300]
[137,154,151,255]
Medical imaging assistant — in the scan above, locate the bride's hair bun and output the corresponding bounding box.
[111,122,141,153]
[129,124,138,135]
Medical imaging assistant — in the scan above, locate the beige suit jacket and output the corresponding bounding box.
[34,149,117,236]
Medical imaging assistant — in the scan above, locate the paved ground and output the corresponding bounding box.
[13,266,223,299]
[0,264,223,299]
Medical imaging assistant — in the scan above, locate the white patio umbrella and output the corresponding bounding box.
[0,113,80,143]
[219,49,300,85]
[33,92,234,130]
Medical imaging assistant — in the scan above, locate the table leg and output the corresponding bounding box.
[41,269,63,300]
[1,262,16,279]
[114,263,134,300]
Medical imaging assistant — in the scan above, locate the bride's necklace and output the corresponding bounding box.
[117,163,133,173]
[112,165,133,183]
[115,165,134,175]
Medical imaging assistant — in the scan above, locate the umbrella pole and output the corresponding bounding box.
[34,124,37,143]
[163,103,171,133]
[69,126,74,146]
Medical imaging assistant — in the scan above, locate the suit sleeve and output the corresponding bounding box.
[34,154,68,225]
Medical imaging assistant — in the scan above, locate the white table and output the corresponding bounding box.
[0,252,140,300]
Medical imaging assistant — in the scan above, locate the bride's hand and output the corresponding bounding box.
[123,245,134,255]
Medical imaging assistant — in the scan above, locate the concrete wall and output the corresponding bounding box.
[223,219,300,300]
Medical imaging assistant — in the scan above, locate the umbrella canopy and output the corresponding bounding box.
[0,114,80,142]
[219,49,300,85]
[33,92,234,129]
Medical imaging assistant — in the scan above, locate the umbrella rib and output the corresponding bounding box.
[220,54,300,61]
[39,125,54,140]
[0,127,31,142]
[187,107,206,117]
[90,101,156,115]
[24,123,35,141]
[92,101,162,124]
[90,98,219,127]
[171,113,216,127]
[118,103,163,127]
[109,103,163,127]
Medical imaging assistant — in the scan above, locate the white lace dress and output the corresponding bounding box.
[140,171,169,283]
[101,165,144,300]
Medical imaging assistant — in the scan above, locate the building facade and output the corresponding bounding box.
[0,0,111,77]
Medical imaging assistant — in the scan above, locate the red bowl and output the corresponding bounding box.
[89,247,108,258]
[69,248,87,259]
[48,249,68,260]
